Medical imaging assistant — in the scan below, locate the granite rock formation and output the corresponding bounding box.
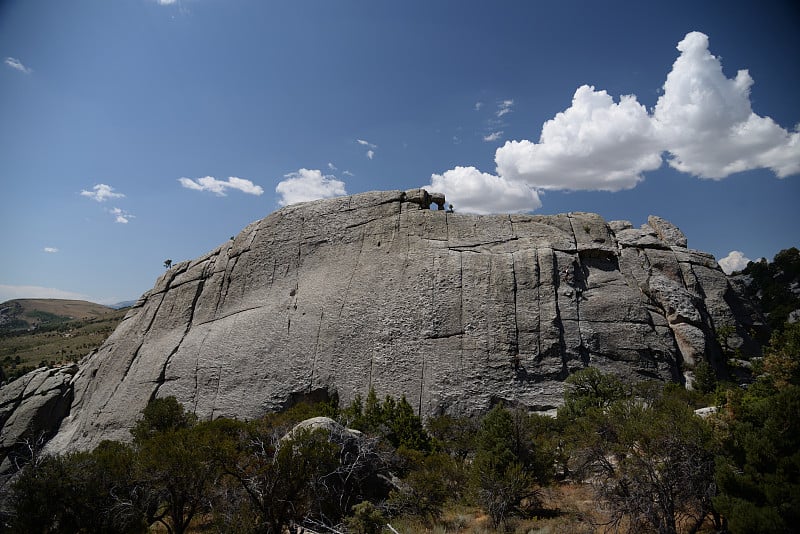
[1,190,761,459]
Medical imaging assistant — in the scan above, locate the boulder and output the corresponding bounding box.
[0,365,76,473]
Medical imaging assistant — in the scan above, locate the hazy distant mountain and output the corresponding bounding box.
[108,300,137,310]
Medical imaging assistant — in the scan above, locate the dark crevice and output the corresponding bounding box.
[337,227,366,319]
[418,354,425,418]
[424,331,465,340]
[97,292,167,414]
[535,249,542,361]
[195,304,264,326]
[308,310,324,392]
[510,252,520,357]
[150,279,206,402]
[447,237,520,251]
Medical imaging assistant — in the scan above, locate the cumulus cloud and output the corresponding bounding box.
[653,31,800,179]
[430,31,799,214]
[43,247,59,253]
[495,85,661,191]
[366,150,375,160]
[178,176,264,196]
[474,102,484,111]
[483,131,504,142]
[430,166,541,215]
[275,168,347,206]
[719,250,751,274]
[81,184,125,202]
[4,57,32,74]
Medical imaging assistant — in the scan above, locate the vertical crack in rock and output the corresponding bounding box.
[214,253,238,319]
[534,248,542,361]
[418,353,425,417]
[210,245,233,319]
[510,252,520,358]
[368,349,374,391]
[551,252,569,378]
[266,257,276,287]
[457,249,465,377]
[338,227,366,319]
[191,330,211,414]
[98,292,167,414]
[574,254,588,366]
[309,310,324,392]
[151,278,206,402]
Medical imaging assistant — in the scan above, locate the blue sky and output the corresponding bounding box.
[1,0,798,305]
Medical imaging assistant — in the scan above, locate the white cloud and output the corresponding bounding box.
[433,31,799,215]
[719,250,751,274]
[474,102,484,111]
[342,170,354,177]
[156,0,177,4]
[108,207,134,224]
[483,131,504,142]
[178,176,264,196]
[429,166,541,215]
[275,168,347,206]
[0,284,91,303]
[496,99,514,117]
[495,85,661,191]
[43,247,59,253]
[327,162,337,171]
[4,57,32,74]
[653,31,800,179]
[357,139,377,160]
[80,183,125,202]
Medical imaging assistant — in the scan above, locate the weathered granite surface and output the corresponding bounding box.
[0,365,76,472]
[1,190,762,458]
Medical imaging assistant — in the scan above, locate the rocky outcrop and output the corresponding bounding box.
[1,190,761,457]
[0,365,76,472]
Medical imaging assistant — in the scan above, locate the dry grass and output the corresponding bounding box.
[0,305,127,377]
[386,484,605,534]
[14,298,115,320]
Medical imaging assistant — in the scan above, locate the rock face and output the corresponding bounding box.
[2,190,761,458]
[0,365,76,472]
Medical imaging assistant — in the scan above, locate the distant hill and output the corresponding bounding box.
[109,300,138,310]
[0,299,115,334]
[0,302,128,383]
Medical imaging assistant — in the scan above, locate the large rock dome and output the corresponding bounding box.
[2,190,760,457]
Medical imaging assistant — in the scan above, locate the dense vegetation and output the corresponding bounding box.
[736,247,800,331]
[5,321,798,533]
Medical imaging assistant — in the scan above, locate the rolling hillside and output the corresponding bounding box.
[0,299,115,333]
[0,299,128,382]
